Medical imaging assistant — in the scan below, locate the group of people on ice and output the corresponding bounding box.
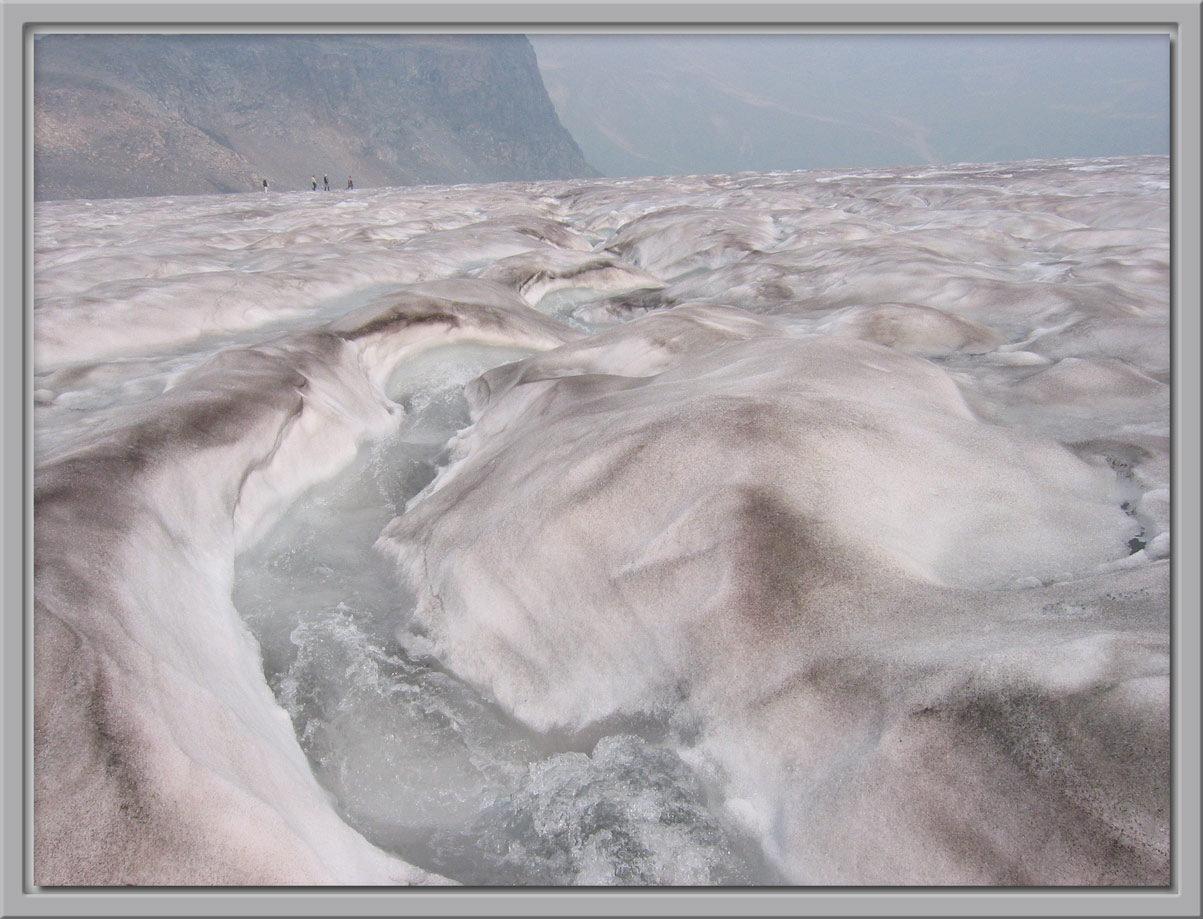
[260,174,353,192]
[311,174,354,191]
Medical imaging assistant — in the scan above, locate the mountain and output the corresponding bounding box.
[530,34,1169,178]
[33,33,597,200]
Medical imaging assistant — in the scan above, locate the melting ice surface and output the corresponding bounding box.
[33,157,1170,887]
[230,342,764,883]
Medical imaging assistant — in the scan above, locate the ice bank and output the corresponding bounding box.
[378,305,1169,885]
[33,283,576,885]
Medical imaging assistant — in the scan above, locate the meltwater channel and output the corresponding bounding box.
[231,341,775,885]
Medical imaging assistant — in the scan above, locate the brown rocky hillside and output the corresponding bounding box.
[34,33,597,200]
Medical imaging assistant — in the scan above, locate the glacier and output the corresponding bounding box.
[32,156,1170,886]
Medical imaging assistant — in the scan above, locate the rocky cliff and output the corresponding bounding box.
[34,33,597,200]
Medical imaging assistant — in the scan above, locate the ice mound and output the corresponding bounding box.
[388,305,1138,599]
[473,248,665,307]
[326,278,582,387]
[32,192,593,371]
[690,575,1170,886]
[467,302,778,389]
[377,304,1166,884]
[823,302,1006,356]
[33,292,576,885]
[34,335,419,884]
[1013,356,1167,406]
[602,205,780,277]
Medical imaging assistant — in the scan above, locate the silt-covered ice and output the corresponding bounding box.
[33,156,1170,886]
[377,306,1165,883]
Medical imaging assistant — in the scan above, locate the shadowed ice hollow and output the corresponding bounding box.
[33,156,1170,886]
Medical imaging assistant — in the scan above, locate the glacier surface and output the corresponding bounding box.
[33,156,1170,886]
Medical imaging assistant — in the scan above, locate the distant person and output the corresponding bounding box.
[311,176,317,191]
[262,178,268,193]
[323,174,330,191]
[346,176,354,190]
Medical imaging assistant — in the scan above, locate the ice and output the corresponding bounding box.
[34,335,430,885]
[375,297,1166,883]
[602,205,781,277]
[33,155,1170,886]
[32,184,594,370]
[33,287,575,883]
[472,248,665,308]
[821,302,1006,356]
[231,342,771,884]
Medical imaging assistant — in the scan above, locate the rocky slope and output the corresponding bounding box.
[34,33,596,200]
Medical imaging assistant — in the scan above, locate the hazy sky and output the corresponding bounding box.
[530,34,1170,177]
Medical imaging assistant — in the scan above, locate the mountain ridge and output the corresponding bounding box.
[34,34,597,201]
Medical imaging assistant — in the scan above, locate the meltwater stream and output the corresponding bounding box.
[231,342,770,885]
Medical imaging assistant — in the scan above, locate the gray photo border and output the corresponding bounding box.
[2,2,1199,917]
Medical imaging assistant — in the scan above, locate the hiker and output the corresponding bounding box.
[323,174,330,191]
[262,178,268,192]
[311,176,317,191]
[346,176,354,190]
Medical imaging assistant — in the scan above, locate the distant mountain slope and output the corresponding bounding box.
[34,33,597,201]
[530,34,1169,178]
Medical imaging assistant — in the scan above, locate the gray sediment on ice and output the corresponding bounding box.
[32,155,1170,886]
